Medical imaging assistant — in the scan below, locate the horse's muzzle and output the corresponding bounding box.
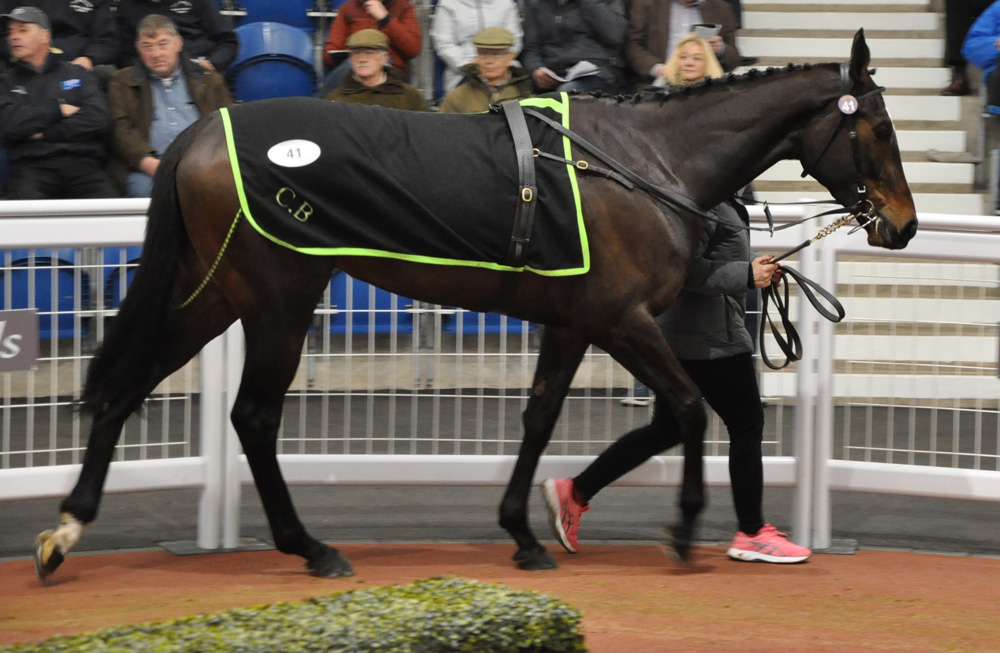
[870,214,917,250]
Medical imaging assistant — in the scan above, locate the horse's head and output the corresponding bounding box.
[800,30,917,249]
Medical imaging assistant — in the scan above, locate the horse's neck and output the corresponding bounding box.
[628,69,840,208]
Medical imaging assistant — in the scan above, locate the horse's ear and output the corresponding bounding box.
[849,29,871,86]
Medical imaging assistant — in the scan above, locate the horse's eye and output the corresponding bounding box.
[873,123,892,141]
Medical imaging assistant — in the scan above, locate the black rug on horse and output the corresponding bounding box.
[220,96,589,275]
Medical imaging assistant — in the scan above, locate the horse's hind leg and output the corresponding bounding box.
[499,326,589,571]
[36,290,237,578]
[231,309,353,578]
[595,310,707,561]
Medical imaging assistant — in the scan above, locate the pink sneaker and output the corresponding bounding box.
[542,478,589,553]
[727,524,811,563]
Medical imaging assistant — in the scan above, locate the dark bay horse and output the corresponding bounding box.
[35,30,916,579]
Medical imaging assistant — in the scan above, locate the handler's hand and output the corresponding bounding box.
[708,35,724,54]
[751,255,783,288]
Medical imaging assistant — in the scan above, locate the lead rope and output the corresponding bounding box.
[177,209,243,309]
[758,212,864,369]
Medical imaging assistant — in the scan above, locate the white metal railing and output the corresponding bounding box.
[1,200,998,552]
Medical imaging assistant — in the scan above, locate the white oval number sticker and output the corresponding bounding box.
[267,139,321,168]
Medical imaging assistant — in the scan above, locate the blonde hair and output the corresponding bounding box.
[661,33,724,86]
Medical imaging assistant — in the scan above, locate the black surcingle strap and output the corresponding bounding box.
[500,100,538,268]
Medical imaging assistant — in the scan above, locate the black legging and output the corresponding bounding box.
[574,351,765,535]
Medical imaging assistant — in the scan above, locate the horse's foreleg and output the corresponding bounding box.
[499,327,588,571]
[232,317,353,578]
[597,311,706,561]
[36,291,237,579]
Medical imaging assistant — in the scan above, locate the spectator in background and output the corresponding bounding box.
[520,0,627,94]
[320,0,421,96]
[325,29,427,111]
[439,26,530,113]
[431,0,522,94]
[0,0,117,73]
[107,14,231,198]
[115,0,237,73]
[941,2,1000,96]
[0,6,117,199]
[657,32,724,86]
[626,0,740,89]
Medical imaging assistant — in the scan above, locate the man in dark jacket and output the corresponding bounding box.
[115,0,237,73]
[325,29,427,111]
[0,0,117,71]
[0,6,117,199]
[520,0,627,94]
[108,13,232,197]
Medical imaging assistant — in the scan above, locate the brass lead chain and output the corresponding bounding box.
[809,213,858,243]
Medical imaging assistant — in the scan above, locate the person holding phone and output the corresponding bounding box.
[626,0,741,88]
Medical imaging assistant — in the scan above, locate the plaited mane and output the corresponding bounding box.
[562,63,878,106]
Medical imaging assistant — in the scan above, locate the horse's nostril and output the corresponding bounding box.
[901,217,918,242]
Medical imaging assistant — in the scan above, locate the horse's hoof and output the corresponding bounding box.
[34,529,65,580]
[665,525,695,562]
[306,550,355,578]
[513,547,559,571]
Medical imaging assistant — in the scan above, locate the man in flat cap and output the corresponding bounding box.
[430,0,522,94]
[439,26,531,114]
[0,5,118,199]
[325,28,427,111]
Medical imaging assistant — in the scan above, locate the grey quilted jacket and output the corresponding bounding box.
[658,198,756,360]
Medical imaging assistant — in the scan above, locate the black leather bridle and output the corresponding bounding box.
[797,62,887,241]
[756,63,887,368]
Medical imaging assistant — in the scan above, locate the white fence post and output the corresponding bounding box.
[197,332,226,550]
[196,322,244,551]
[222,323,244,549]
[812,233,839,550]
[790,221,819,548]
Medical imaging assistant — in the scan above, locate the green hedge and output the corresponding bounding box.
[2,577,585,652]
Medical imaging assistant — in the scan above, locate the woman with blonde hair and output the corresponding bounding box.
[657,32,725,87]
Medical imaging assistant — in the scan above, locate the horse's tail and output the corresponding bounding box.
[80,118,207,421]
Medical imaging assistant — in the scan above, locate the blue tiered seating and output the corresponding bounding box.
[103,246,143,309]
[229,22,317,101]
[238,0,317,33]
[443,311,534,335]
[328,273,414,334]
[0,249,91,339]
